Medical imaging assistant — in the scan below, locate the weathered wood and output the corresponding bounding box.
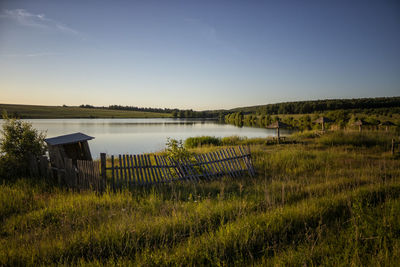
[154,155,163,182]
[210,152,223,176]
[217,150,233,178]
[133,155,142,185]
[123,155,128,186]
[111,155,115,191]
[144,155,153,184]
[157,155,169,182]
[138,155,147,184]
[182,158,197,182]
[129,155,135,187]
[203,153,217,176]
[94,146,254,190]
[221,149,236,178]
[230,147,243,173]
[100,153,106,191]
[147,155,158,183]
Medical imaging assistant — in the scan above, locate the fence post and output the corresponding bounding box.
[392,139,395,155]
[100,153,107,192]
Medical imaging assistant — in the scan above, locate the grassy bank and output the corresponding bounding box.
[1,132,400,265]
[0,104,171,118]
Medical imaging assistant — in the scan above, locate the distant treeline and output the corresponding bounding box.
[231,97,400,115]
[78,104,220,118]
[224,107,400,131]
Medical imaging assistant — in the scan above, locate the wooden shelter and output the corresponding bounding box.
[45,132,94,168]
[314,117,333,131]
[353,120,370,132]
[267,121,290,143]
[380,121,395,132]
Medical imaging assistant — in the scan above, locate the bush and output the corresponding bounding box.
[165,138,192,161]
[0,115,46,179]
[184,136,222,148]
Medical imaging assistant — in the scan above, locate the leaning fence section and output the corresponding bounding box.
[29,145,255,192]
[101,145,255,190]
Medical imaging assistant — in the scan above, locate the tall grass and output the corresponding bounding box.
[1,133,400,266]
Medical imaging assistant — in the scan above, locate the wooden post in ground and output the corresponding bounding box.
[392,139,395,155]
[277,127,280,144]
[100,153,107,192]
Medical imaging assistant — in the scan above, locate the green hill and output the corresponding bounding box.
[0,104,171,119]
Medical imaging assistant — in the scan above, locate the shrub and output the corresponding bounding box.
[165,138,192,161]
[184,136,222,148]
[0,115,46,179]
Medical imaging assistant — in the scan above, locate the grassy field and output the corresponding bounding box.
[0,104,171,118]
[1,131,400,266]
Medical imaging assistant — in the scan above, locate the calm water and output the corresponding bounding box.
[0,118,292,158]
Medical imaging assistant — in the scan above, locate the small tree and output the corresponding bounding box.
[0,114,46,178]
[165,138,191,161]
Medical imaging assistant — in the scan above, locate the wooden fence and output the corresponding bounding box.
[29,156,103,191]
[29,146,255,192]
[101,145,255,190]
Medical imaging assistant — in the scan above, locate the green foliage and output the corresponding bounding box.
[231,96,400,115]
[184,136,222,148]
[0,115,46,179]
[165,138,192,161]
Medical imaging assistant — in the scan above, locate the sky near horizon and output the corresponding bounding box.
[0,0,399,110]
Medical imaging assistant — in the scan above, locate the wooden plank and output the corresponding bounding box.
[216,150,232,178]
[204,153,220,177]
[168,157,181,181]
[156,155,168,182]
[138,154,148,184]
[201,153,215,178]
[195,154,211,181]
[210,152,223,176]
[111,155,115,191]
[159,155,169,182]
[229,147,243,173]
[129,155,135,187]
[147,155,158,183]
[153,155,162,183]
[133,155,142,185]
[143,154,151,183]
[241,145,255,176]
[226,148,241,177]
[220,149,236,178]
[182,158,197,182]
[144,154,153,184]
[100,153,106,192]
[115,156,120,189]
[122,155,127,186]
[203,153,217,178]
[215,151,229,177]
[245,145,256,176]
[223,148,238,177]
[238,146,253,176]
[125,155,131,187]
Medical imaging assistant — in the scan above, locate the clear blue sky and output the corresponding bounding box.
[1,0,399,110]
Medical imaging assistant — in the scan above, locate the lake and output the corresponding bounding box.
[0,118,292,158]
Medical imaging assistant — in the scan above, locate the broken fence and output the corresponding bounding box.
[101,145,255,190]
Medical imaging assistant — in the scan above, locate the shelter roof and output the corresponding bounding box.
[45,132,94,146]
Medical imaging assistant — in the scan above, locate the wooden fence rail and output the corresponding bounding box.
[101,145,255,190]
[29,146,255,192]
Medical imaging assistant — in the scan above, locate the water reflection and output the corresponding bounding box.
[0,118,292,158]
